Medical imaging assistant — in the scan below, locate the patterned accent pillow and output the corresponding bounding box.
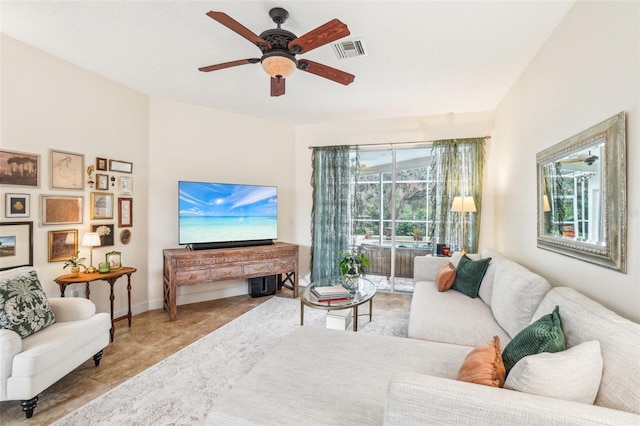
[502,305,565,375]
[456,335,506,387]
[452,255,492,298]
[0,270,56,338]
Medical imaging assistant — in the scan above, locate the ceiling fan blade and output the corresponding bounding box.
[271,77,285,97]
[206,11,271,51]
[198,58,260,72]
[297,60,355,85]
[288,19,350,54]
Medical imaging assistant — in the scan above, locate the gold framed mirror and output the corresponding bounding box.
[536,112,626,272]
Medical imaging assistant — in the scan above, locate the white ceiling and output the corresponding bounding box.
[1,1,574,125]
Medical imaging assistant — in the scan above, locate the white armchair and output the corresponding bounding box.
[0,267,111,418]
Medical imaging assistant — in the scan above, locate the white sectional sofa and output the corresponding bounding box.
[206,249,640,425]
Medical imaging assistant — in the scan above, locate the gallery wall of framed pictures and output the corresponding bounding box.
[0,148,136,269]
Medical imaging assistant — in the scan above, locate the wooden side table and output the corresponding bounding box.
[54,267,137,342]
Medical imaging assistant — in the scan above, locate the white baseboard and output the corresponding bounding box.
[147,283,248,312]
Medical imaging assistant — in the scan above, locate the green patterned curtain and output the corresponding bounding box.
[428,138,486,253]
[310,146,359,281]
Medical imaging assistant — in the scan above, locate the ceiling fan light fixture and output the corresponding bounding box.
[261,51,297,79]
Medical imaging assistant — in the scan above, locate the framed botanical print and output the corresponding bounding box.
[96,173,109,190]
[51,149,84,190]
[0,222,33,270]
[96,157,108,171]
[5,193,30,218]
[91,224,115,246]
[0,149,40,187]
[48,229,78,262]
[118,197,133,227]
[109,159,133,174]
[90,192,114,219]
[118,176,132,195]
[41,195,83,225]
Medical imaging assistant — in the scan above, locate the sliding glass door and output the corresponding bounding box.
[353,146,431,292]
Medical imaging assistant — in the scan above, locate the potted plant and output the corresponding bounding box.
[63,251,87,277]
[411,228,424,241]
[338,248,370,290]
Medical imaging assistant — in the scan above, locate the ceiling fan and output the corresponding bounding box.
[560,152,599,166]
[198,8,355,97]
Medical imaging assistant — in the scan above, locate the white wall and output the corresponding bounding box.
[492,1,640,322]
[293,111,495,279]
[147,97,296,309]
[1,35,150,316]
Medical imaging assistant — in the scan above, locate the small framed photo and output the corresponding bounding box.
[41,195,83,225]
[118,197,133,227]
[105,250,122,270]
[109,159,133,174]
[91,224,115,246]
[96,173,109,190]
[5,193,30,218]
[90,192,114,219]
[0,149,40,187]
[96,157,108,171]
[118,176,133,195]
[0,222,33,270]
[48,229,78,262]
[51,149,85,190]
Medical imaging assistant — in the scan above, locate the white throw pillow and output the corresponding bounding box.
[504,340,603,404]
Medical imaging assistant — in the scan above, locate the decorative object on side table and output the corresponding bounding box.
[106,250,122,270]
[338,248,370,292]
[63,251,87,278]
[82,232,101,273]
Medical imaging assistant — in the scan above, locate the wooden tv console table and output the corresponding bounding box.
[163,242,299,321]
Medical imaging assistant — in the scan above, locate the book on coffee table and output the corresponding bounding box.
[312,284,351,298]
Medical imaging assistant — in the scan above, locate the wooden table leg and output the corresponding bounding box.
[85,282,91,299]
[126,273,132,327]
[107,279,116,342]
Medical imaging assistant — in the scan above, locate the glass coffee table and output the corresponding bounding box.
[300,276,377,332]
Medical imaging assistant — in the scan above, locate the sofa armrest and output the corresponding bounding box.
[48,297,97,322]
[384,373,640,426]
[413,256,449,281]
[1,329,22,399]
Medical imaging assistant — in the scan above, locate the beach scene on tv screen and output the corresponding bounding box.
[179,182,277,244]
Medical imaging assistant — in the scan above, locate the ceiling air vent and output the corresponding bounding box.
[332,39,367,60]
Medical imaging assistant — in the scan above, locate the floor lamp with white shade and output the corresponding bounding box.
[451,196,477,254]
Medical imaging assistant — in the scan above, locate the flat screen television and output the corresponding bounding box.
[178,181,278,250]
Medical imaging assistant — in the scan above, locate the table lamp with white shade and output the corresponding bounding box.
[82,232,101,273]
[451,196,477,254]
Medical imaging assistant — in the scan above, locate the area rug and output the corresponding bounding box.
[53,297,408,425]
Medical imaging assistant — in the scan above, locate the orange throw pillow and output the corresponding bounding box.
[456,336,506,387]
[436,262,456,292]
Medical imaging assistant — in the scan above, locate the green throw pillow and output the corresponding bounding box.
[0,270,56,338]
[452,255,491,298]
[502,305,566,375]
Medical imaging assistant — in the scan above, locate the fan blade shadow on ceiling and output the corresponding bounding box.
[198,58,260,72]
[271,78,285,97]
[288,19,350,54]
[297,59,355,85]
[206,11,271,51]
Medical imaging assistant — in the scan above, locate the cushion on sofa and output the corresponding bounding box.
[452,255,491,298]
[0,270,56,338]
[408,281,511,347]
[504,340,603,404]
[456,335,506,387]
[533,287,640,414]
[478,248,505,306]
[436,262,456,292]
[491,259,551,337]
[502,305,566,374]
